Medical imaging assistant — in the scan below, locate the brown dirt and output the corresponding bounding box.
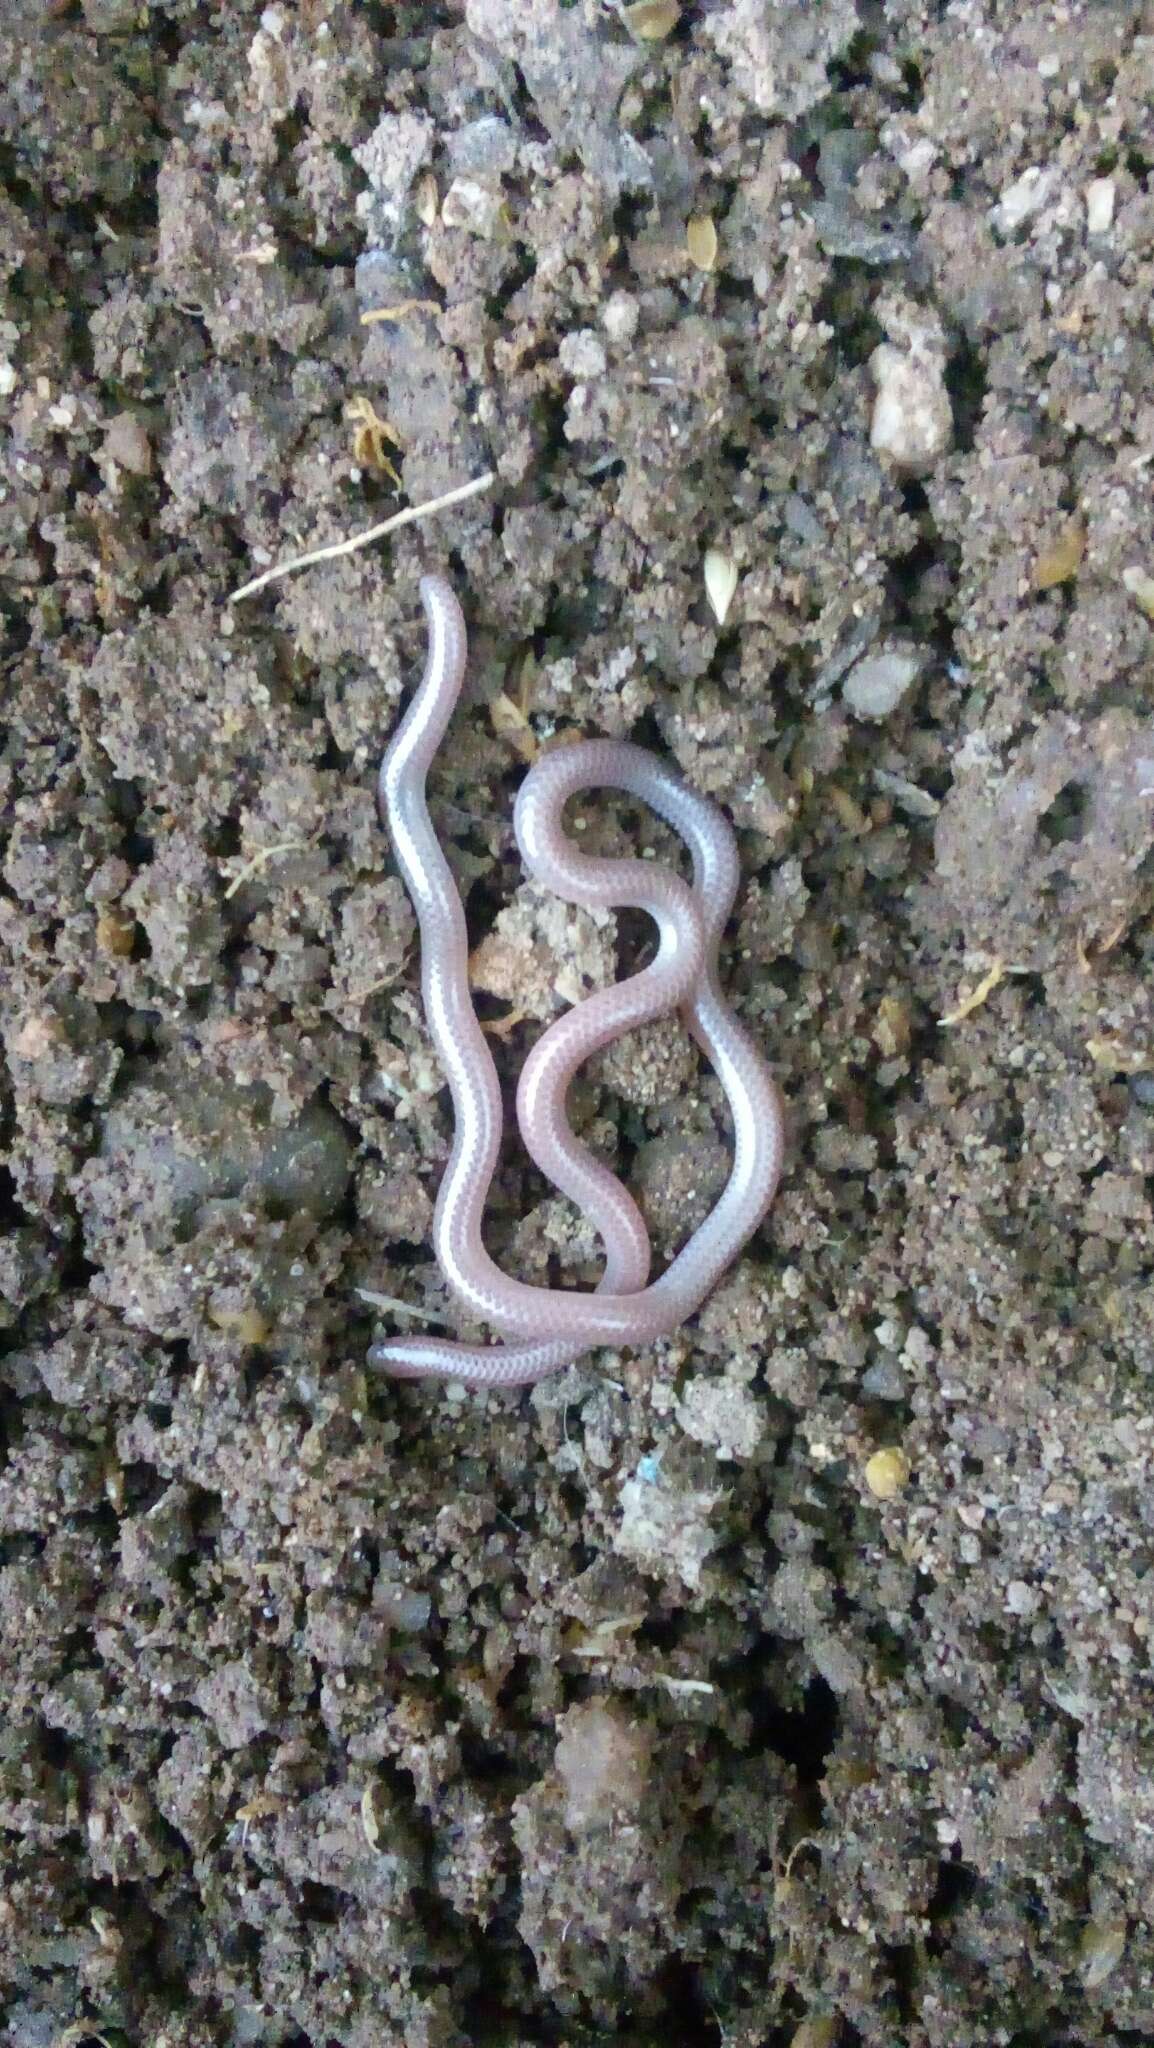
[2,3,1153,2044]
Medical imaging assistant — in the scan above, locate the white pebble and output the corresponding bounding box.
[601,289,639,346]
[441,177,504,239]
[993,165,1056,234]
[1085,177,1116,235]
[843,642,927,720]
[559,328,607,379]
[870,342,952,475]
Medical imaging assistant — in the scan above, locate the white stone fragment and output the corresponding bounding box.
[1085,177,1116,235]
[870,341,952,475]
[441,177,505,238]
[844,642,928,720]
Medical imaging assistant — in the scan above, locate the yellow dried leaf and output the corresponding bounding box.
[489,691,538,762]
[622,0,680,40]
[360,298,439,326]
[208,1303,272,1346]
[686,213,718,271]
[939,957,1004,1027]
[347,394,404,483]
[1033,520,1084,590]
[873,994,912,1058]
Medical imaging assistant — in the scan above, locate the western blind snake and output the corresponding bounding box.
[368,574,785,1388]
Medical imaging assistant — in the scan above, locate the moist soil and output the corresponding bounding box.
[2,3,1154,2045]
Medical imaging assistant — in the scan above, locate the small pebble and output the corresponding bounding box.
[864,1446,911,1499]
[870,342,952,475]
[843,642,927,720]
[1084,177,1116,235]
[441,177,504,238]
[1121,565,1154,618]
[993,165,1055,234]
[103,410,153,477]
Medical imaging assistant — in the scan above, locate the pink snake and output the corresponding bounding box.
[368,574,784,1387]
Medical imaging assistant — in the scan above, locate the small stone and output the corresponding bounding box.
[860,1356,906,1402]
[676,1376,766,1461]
[446,115,516,179]
[864,1446,911,1499]
[843,642,927,720]
[615,1474,723,1591]
[601,290,639,346]
[555,1702,651,1832]
[686,214,718,272]
[559,329,607,379]
[1085,177,1116,235]
[1005,1578,1038,1617]
[95,905,136,958]
[870,342,952,475]
[992,165,1057,235]
[103,410,153,477]
[441,177,505,238]
[622,0,679,38]
[1121,565,1154,618]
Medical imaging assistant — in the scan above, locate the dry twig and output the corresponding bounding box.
[227,471,495,604]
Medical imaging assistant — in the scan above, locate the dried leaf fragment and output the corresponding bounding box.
[703,546,739,624]
[939,957,1005,1027]
[622,0,680,40]
[207,1303,272,1345]
[360,298,439,326]
[489,690,538,763]
[686,213,718,271]
[1033,520,1085,590]
[346,394,404,483]
[873,994,912,1057]
[1080,1916,1127,1989]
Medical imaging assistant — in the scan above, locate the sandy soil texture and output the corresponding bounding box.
[1,3,1153,2043]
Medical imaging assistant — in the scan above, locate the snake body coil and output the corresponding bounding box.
[369,575,785,1388]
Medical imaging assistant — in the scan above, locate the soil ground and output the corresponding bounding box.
[2,3,1154,2044]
